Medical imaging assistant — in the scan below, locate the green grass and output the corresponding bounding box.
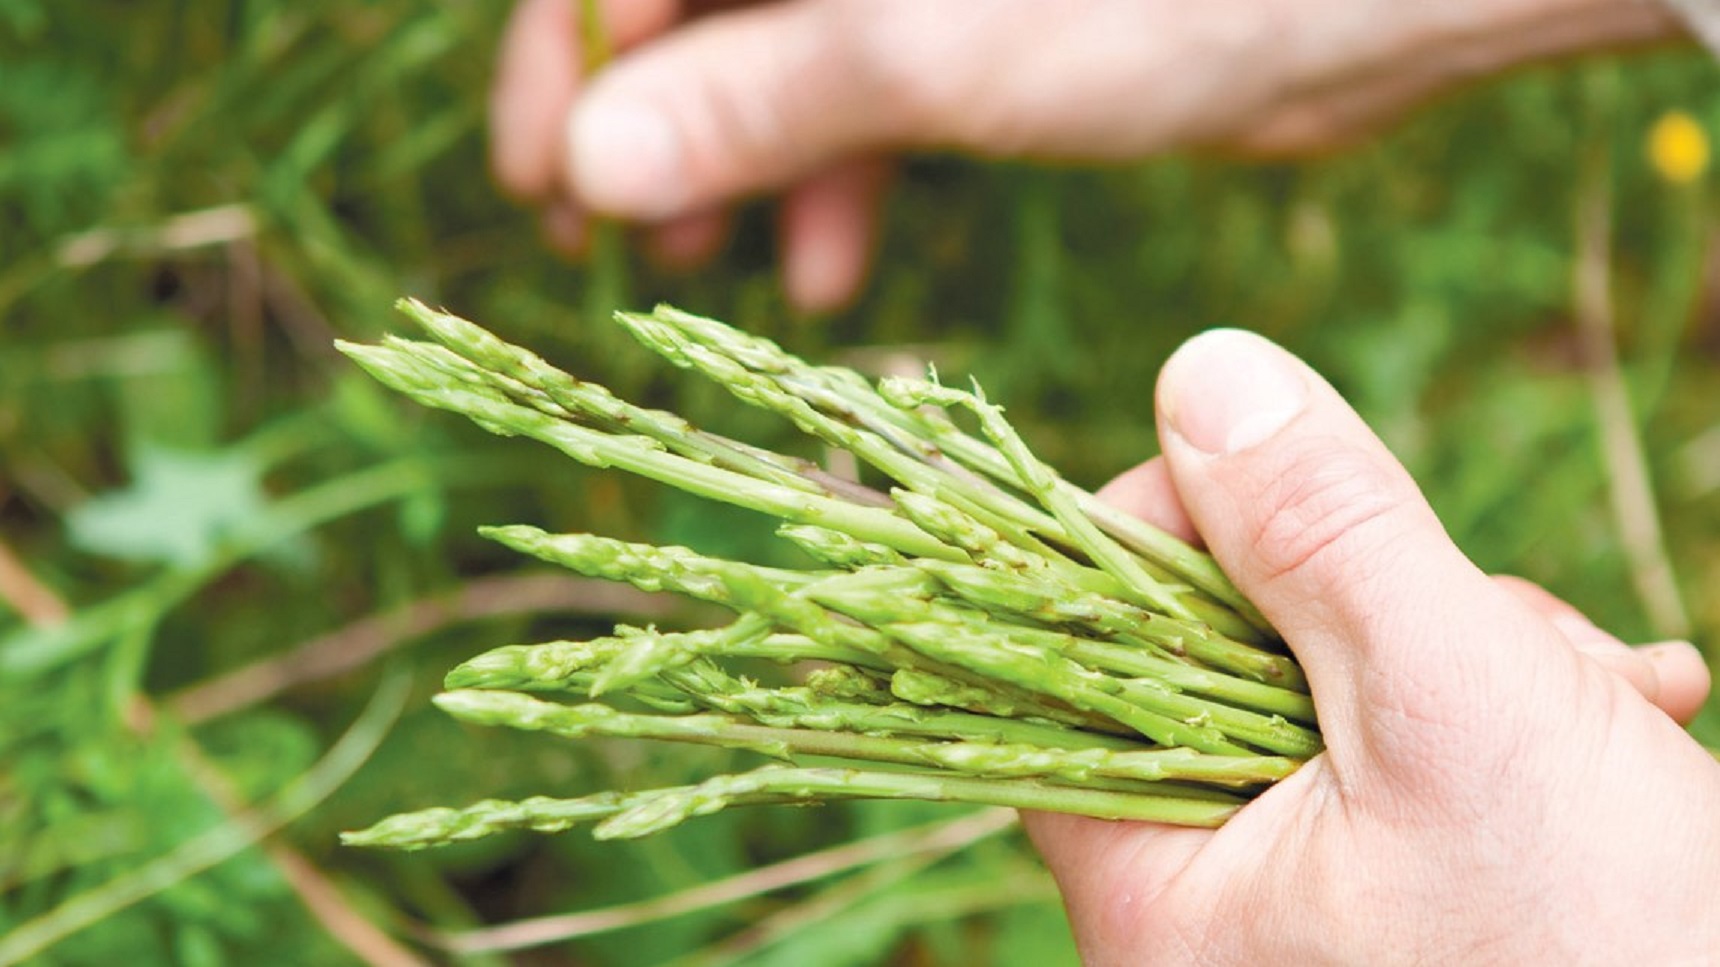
[4,3,1720,964]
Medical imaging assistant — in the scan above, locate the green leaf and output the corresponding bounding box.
[67,445,270,569]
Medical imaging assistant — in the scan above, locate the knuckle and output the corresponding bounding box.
[1244,442,1412,594]
[824,0,979,142]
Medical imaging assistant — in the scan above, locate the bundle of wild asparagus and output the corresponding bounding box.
[337,300,1320,851]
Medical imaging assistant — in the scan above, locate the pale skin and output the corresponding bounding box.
[492,3,1720,961]
[1028,329,1720,963]
[491,0,1682,311]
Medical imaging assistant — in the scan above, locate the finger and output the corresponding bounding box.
[492,0,583,200]
[644,208,731,269]
[779,159,891,314]
[1493,575,1709,724]
[1492,572,1655,683]
[491,0,679,200]
[1641,641,1711,725]
[540,201,589,257]
[1018,809,1208,961]
[565,1,900,219]
[1491,574,1639,654]
[1153,329,1574,773]
[1092,457,1201,547]
[563,2,1289,219]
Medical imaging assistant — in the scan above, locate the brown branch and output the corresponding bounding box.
[166,572,683,724]
[431,808,1018,955]
[1574,163,1693,638]
[0,537,70,626]
[258,841,426,967]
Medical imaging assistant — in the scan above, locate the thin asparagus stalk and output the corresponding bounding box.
[777,524,907,568]
[592,615,777,695]
[436,690,1296,788]
[890,488,1264,645]
[648,669,1145,750]
[642,303,1267,629]
[335,341,962,562]
[343,764,1239,851]
[340,790,776,850]
[889,667,1022,715]
[342,301,1320,847]
[484,526,1265,754]
[615,311,1086,548]
[786,566,1315,727]
[395,299,894,509]
[446,626,1139,750]
[593,766,1240,840]
[916,558,1305,690]
[447,631,892,694]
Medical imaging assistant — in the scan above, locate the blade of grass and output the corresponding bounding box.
[0,669,410,967]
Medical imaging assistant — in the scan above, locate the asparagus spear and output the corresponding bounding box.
[435,689,1297,788]
[343,765,1240,851]
[339,301,1320,848]
[336,340,961,562]
[638,303,1269,630]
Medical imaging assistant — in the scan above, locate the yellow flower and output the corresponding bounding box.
[1648,110,1710,186]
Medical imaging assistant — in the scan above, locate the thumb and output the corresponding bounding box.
[565,2,915,219]
[1154,330,1575,774]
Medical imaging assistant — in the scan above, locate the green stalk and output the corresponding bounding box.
[342,763,1238,851]
[883,377,1197,624]
[891,489,1263,645]
[641,303,1267,628]
[615,310,1082,548]
[794,568,1318,738]
[339,302,1319,843]
[777,524,907,568]
[637,673,1144,751]
[396,300,892,508]
[447,631,891,693]
[336,342,961,560]
[484,526,1234,748]
[593,766,1240,839]
[434,690,1297,787]
[445,628,1130,750]
[916,559,1308,693]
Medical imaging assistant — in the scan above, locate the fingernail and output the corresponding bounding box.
[1160,329,1308,456]
[1642,640,1701,664]
[568,98,686,218]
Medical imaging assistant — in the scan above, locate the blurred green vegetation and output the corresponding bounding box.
[4,2,1720,964]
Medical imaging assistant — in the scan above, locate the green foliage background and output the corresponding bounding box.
[4,2,1720,964]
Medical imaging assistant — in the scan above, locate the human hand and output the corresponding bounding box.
[490,0,1681,312]
[1023,329,1720,964]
